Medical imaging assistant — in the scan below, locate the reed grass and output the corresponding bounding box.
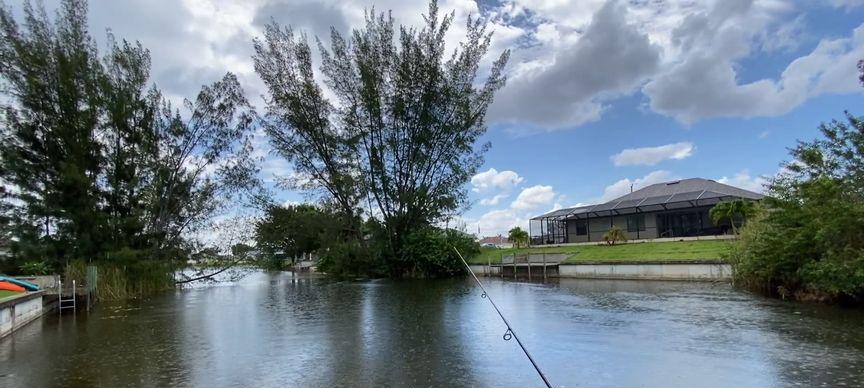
[65,260,176,301]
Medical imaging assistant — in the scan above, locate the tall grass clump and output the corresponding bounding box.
[65,260,176,301]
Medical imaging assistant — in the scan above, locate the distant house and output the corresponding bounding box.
[529,178,763,245]
[478,235,511,248]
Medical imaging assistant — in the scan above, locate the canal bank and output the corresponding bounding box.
[470,260,730,281]
[0,290,46,338]
[0,275,94,339]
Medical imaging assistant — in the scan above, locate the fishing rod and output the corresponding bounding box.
[452,247,553,388]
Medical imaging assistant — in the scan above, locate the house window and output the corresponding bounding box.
[627,214,645,232]
[574,220,587,236]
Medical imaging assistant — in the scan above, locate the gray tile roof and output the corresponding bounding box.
[607,178,763,202]
[531,178,764,220]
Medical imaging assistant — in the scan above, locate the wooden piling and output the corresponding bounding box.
[543,252,547,281]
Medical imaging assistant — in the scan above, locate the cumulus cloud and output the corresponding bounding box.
[16,0,862,134]
[601,170,677,202]
[476,209,527,236]
[831,0,864,10]
[718,170,768,194]
[510,185,556,210]
[471,168,524,192]
[611,142,695,166]
[479,194,509,206]
[643,2,864,123]
[488,0,661,130]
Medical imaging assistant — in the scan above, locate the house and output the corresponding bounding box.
[529,178,763,245]
[478,235,511,248]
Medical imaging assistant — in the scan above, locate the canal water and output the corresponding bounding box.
[1,272,863,387]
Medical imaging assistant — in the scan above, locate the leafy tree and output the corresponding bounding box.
[252,0,509,276]
[231,243,255,258]
[399,226,479,277]
[602,225,627,246]
[0,0,106,262]
[710,199,757,234]
[0,0,262,272]
[255,204,344,265]
[730,112,864,302]
[142,73,260,259]
[508,226,529,248]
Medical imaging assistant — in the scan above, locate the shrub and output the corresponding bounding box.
[19,261,50,275]
[602,226,627,246]
[317,240,384,278]
[399,227,480,278]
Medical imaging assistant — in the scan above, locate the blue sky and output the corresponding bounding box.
[12,0,864,237]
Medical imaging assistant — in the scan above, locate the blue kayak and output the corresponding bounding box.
[0,276,39,291]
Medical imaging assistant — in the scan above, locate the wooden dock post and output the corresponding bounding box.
[528,255,532,281]
[543,252,547,281]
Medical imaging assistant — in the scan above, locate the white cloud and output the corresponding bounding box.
[476,209,527,237]
[510,185,556,210]
[611,142,695,166]
[718,170,768,194]
[479,194,509,206]
[471,168,524,192]
[488,0,661,130]
[601,170,677,202]
[643,2,864,123]
[12,0,859,134]
[831,0,864,10]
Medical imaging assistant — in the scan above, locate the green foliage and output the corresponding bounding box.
[65,260,175,300]
[602,225,628,246]
[729,112,864,302]
[0,0,262,276]
[252,0,508,277]
[18,260,50,275]
[231,243,254,258]
[399,227,480,278]
[508,227,529,248]
[254,204,344,266]
[710,200,757,234]
[317,239,384,279]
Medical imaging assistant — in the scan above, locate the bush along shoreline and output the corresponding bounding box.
[727,112,864,305]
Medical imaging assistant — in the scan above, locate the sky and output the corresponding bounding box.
[8,0,864,237]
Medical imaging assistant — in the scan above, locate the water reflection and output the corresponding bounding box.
[0,273,862,387]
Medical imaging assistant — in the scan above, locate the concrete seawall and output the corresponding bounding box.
[557,262,731,281]
[469,265,501,276]
[470,262,731,281]
[1,291,45,338]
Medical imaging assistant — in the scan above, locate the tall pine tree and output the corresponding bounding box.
[0,0,262,268]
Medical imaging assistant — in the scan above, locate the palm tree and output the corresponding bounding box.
[603,225,628,246]
[710,200,756,234]
[508,227,529,249]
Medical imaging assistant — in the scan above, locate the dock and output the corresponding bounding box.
[483,252,568,280]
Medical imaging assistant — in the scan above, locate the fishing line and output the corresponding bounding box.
[452,247,553,388]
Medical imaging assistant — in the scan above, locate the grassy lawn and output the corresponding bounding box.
[0,290,22,300]
[466,240,733,264]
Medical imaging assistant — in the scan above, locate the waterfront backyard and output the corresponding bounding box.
[469,240,733,264]
[2,271,862,387]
